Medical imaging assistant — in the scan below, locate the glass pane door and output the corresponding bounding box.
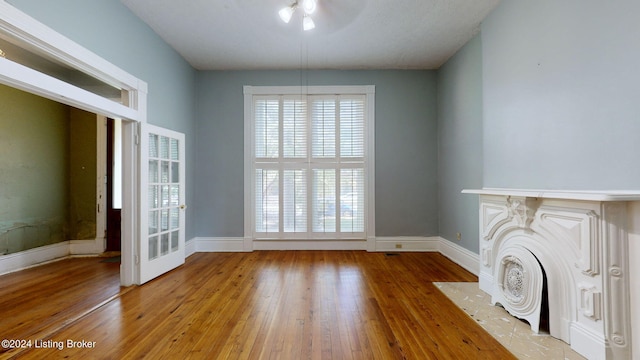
[140,123,185,284]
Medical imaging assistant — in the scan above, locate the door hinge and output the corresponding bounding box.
[135,255,140,265]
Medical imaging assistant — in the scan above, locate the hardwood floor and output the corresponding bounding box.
[0,251,516,359]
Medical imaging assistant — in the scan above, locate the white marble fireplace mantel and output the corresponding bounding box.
[462,188,640,201]
[463,188,640,360]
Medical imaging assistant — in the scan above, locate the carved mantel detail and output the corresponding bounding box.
[502,255,525,303]
[462,188,639,360]
[506,196,539,230]
[535,207,600,277]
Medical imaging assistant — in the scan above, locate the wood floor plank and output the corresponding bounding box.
[0,257,122,359]
[1,251,516,359]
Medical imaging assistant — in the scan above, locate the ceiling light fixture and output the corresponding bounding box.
[301,0,317,15]
[279,0,318,31]
[278,5,296,24]
[303,14,315,31]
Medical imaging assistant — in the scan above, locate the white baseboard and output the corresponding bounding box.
[0,242,70,276]
[0,237,108,276]
[193,237,446,252]
[478,271,493,294]
[193,237,368,251]
[69,238,105,255]
[373,236,440,252]
[570,322,608,360]
[195,237,247,252]
[191,236,478,277]
[2,236,481,282]
[253,239,367,251]
[185,238,197,257]
[437,237,479,276]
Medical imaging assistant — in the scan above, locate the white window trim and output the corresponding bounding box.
[243,85,376,251]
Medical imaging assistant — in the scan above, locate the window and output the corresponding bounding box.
[244,86,375,241]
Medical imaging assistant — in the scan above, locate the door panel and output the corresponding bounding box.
[140,123,185,284]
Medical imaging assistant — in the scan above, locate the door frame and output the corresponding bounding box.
[0,1,147,285]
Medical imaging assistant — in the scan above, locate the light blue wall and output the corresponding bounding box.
[8,0,198,239]
[17,0,633,247]
[481,0,640,189]
[436,35,483,252]
[194,70,439,238]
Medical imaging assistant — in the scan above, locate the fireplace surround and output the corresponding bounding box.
[463,189,640,360]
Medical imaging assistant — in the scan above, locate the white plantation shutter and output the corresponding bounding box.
[312,169,336,233]
[283,99,307,158]
[340,168,365,232]
[340,99,364,158]
[312,99,336,158]
[255,98,279,158]
[256,169,279,233]
[250,90,370,240]
[283,169,307,232]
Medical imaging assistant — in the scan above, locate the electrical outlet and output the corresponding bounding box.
[456,232,462,241]
[395,244,402,249]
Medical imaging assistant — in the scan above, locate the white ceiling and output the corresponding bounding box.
[121,0,500,71]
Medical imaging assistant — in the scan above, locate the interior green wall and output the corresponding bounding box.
[0,84,69,254]
[0,84,97,254]
[68,107,97,240]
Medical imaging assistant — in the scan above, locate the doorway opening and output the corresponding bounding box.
[105,118,122,253]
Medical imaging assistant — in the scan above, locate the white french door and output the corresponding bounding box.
[139,123,186,284]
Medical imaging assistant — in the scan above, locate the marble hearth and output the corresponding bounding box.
[463,189,640,360]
